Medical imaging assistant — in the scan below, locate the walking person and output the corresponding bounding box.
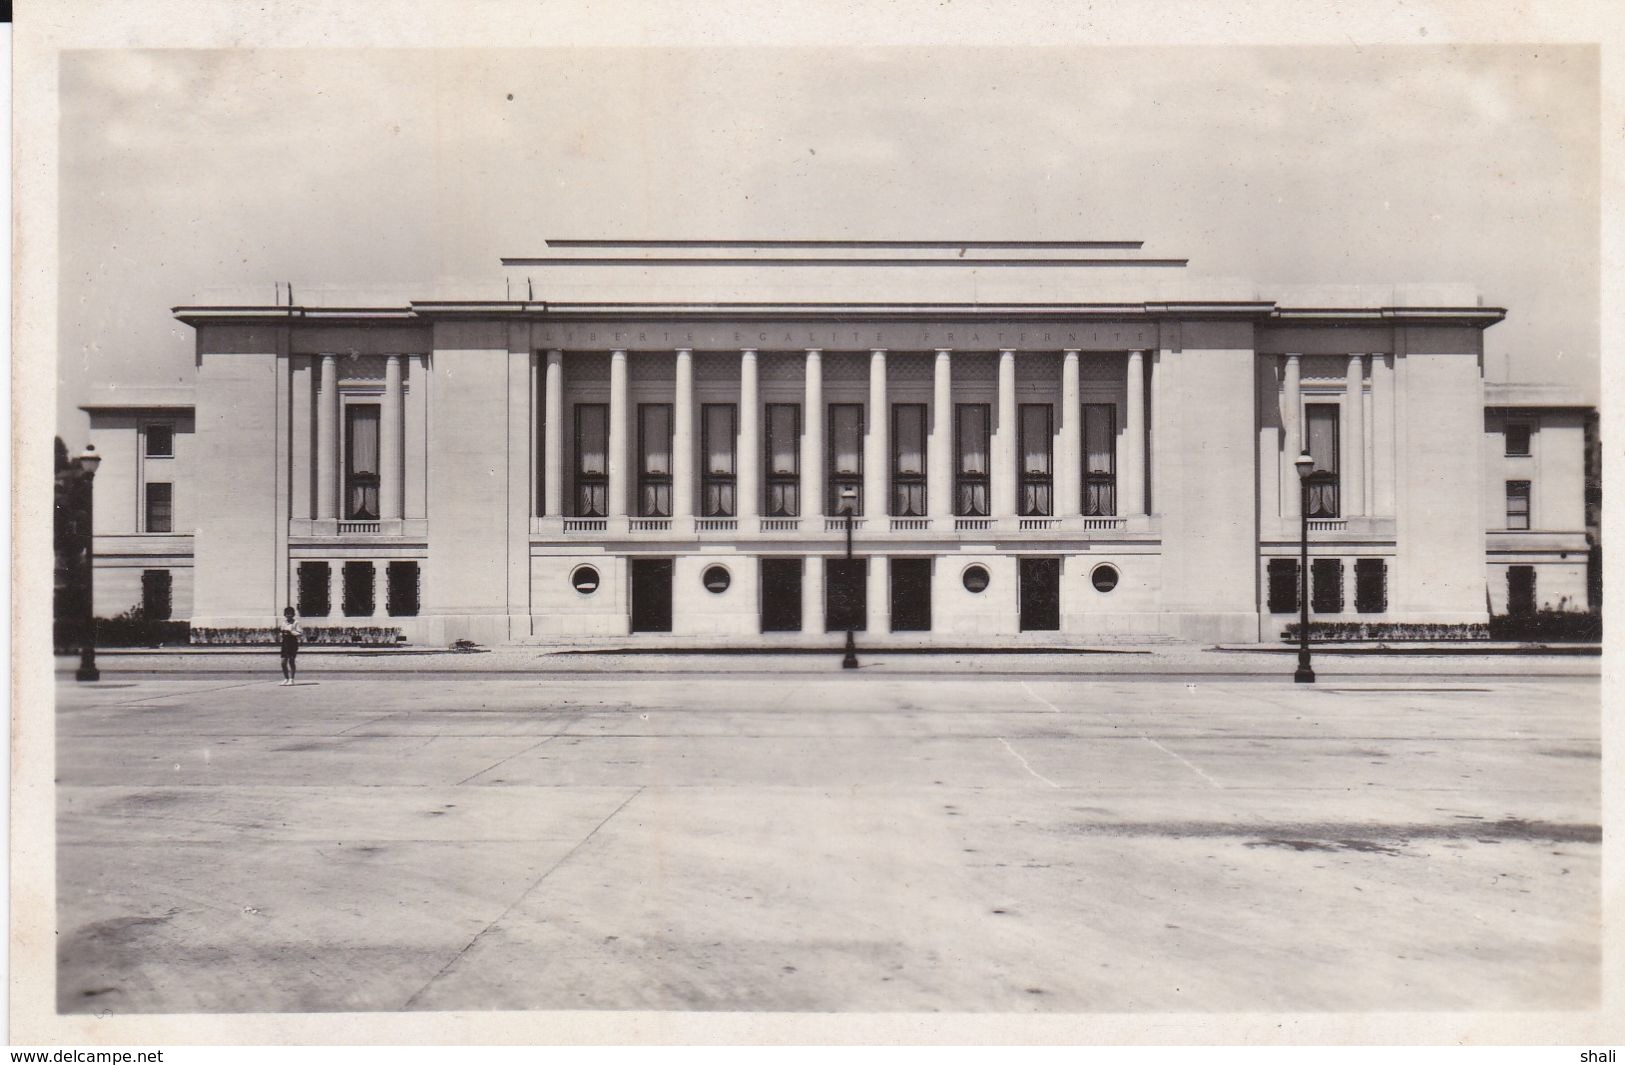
[278,607,302,686]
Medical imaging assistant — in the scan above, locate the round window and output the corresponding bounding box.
[962,564,991,594]
[1090,564,1120,593]
[570,565,601,595]
[702,564,731,594]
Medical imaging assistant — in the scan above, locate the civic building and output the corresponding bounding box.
[77,240,1595,645]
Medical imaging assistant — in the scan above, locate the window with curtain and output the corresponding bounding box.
[638,404,673,518]
[701,404,737,517]
[1019,404,1054,516]
[827,404,864,515]
[1506,480,1531,530]
[1305,403,1340,518]
[574,404,608,517]
[892,403,927,516]
[144,482,173,533]
[1083,403,1116,517]
[955,404,990,517]
[765,403,800,516]
[344,404,380,520]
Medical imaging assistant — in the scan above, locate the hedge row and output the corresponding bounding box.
[1281,622,1490,642]
[190,626,403,646]
[1487,610,1601,642]
[1282,611,1601,643]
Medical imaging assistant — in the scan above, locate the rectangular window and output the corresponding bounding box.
[765,403,801,517]
[1354,558,1387,614]
[955,404,990,517]
[638,404,673,518]
[1505,423,1532,457]
[1506,480,1531,530]
[1267,558,1299,614]
[345,404,381,521]
[573,404,608,517]
[387,560,420,617]
[1083,403,1116,516]
[827,404,865,515]
[892,403,927,516]
[1305,403,1341,518]
[1507,565,1537,615]
[1019,403,1054,516]
[1311,557,1344,614]
[297,561,331,617]
[144,482,173,533]
[701,404,737,518]
[140,569,173,621]
[342,560,375,617]
[144,424,174,458]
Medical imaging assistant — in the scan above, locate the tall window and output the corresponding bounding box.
[1019,404,1054,516]
[141,569,173,621]
[765,403,801,517]
[1507,565,1537,615]
[1267,558,1299,614]
[1311,557,1344,613]
[144,424,174,458]
[701,404,737,518]
[1305,403,1340,518]
[573,404,608,517]
[387,561,421,617]
[298,561,331,617]
[344,404,381,520]
[828,404,864,515]
[1505,423,1532,457]
[1083,403,1116,516]
[144,482,173,533]
[1354,559,1387,614]
[955,404,990,517]
[638,404,673,518]
[892,404,927,517]
[342,560,375,617]
[1506,480,1531,530]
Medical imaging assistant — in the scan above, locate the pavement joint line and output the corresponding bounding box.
[996,737,1061,789]
[455,735,561,786]
[1140,734,1227,790]
[105,680,269,706]
[399,784,647,1010]
[1020,682,1064,714]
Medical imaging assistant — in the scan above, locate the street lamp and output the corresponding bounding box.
[76,445,103,682]
[839,484,859,670]
[1293,450,1315,684]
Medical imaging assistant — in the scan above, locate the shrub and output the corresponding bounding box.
[1487,610,1601,643]
[190,626,402,646]
[1280,621,1490,642]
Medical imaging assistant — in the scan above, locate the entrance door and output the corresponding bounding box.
[1019,557,1061,631]
[760,558,803,632]
[630,558,673,633]
[825,559,867,632]
[890,558,933,632]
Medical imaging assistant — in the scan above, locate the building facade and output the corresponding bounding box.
[78,240,1595,644]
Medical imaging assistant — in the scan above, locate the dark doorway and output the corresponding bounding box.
[760,558,803,632]
[630,558,674,633]
[890,558,933,632]
[1019,557,1061,631]
[1507,565,1537,616]
[826,559,867,632]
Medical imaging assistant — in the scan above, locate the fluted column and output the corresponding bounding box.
[802,349,824,518]
[1123,349,1147,516]
[1372,352,1395,516]
[737,349,759,520]
[315,354,337,520]
[543,349,563,517]
[1344,353,1366,517]
[380,355,403,520]
[866,349,888,519]
[1282,353,1302,520]
[993,349,1018,518]
[929,349,953,521]
[1057,350,1080,517]
[673,348,694,521]
[608,348,628,519]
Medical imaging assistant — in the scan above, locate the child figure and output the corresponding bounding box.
[278,607,302,686]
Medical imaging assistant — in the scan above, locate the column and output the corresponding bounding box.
[1123,349,1147,516]
[1282,353,1302,520]
[929,349,953,521]
[543,349,564,518]
[1372,352,1395,516]
[290,356,314,521]
[608,348,628,519]
[802,349,824,519]
[802,555,824,634]
[315,353,337,520]
[1148,350,1164,514]
[673,348,694,521]
[328,560,344,620]
[737,349,759,520]
[1058,350,1080,517]
[370,561,387,620]
[867,553,889,634]
[1344,354,1366,517]
[380,355,403,521]
[866,349,888,519]
[993,349,1017,518]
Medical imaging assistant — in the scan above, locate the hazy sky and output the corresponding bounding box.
[56,45,1599,437]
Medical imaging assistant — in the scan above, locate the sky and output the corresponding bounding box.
[56,44,1599,438]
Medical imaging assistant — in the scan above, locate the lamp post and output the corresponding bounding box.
[839,484,859,670]
[1293,450,1315,684]
[75,445,103,682]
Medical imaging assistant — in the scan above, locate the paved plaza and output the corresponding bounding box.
[54,650,1601,1014]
